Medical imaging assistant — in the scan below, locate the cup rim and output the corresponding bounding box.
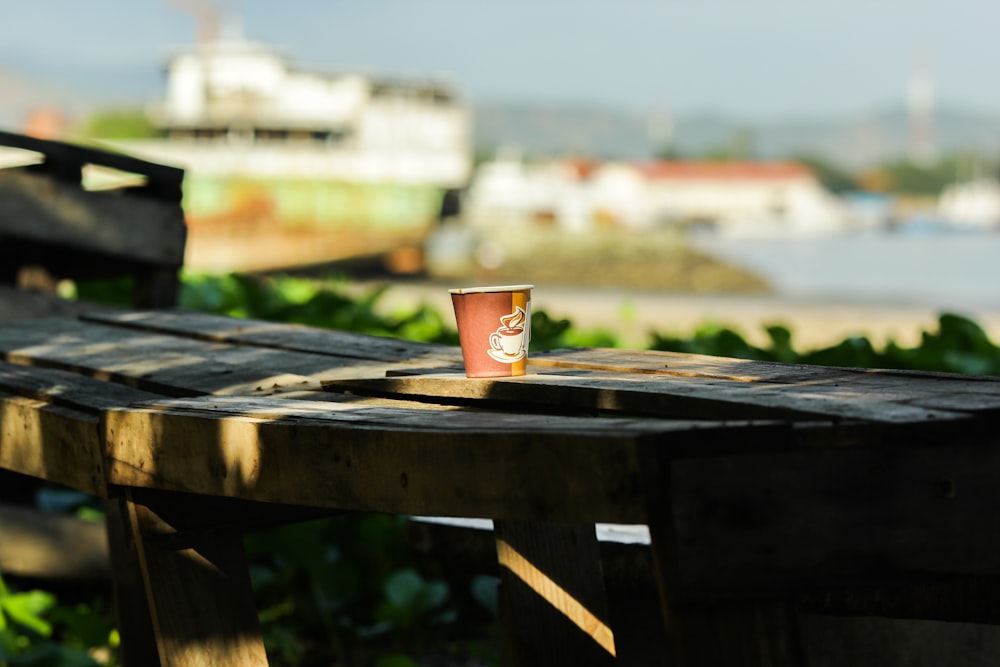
[448,284,534,295]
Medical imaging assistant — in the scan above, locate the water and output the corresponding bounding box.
[689,229,1000,311]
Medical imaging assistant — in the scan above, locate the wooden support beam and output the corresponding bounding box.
[116,489,268,667]
[494,520,616,667]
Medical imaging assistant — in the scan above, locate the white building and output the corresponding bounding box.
[590,161,852,236]
[465,158,854,237]
[463,157,596,232]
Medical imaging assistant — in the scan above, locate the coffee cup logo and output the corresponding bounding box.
[488,306,527,363]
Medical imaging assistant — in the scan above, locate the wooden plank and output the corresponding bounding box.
[0,285,117,324]
[0,317,455,397]
[84,309,461,364]
[121,490,268,666]
[408,517,668,666]
[134,267,181,309]
[104,497,161,667]
[81,312,1000,423]
[672,601,806,667]
[0,392,105,495]
[100,395,781,523]
[534,347,1000,388]
[635,440,807,666]
[667,438,1000,596]
[0,502,110,581]
[0,129,184,200]
[0,361,164,412]
[801,577,1000,624]
[493,520,617,667]
[533,347,829,382]
[0,168,186,266]
[328,371,970,424]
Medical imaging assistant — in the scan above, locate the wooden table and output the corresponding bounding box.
[2,309,1000,666]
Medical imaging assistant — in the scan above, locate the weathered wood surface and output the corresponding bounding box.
[333,370,988,423]
[84,310,460,364]
[12,313,1000,427]
[101,394,765,523]
[0,391,105,495]
[494,520,617,666]
[121,491,268,667]
[0,285,116,324]
[104,497,162,667]
[0,129,184,201]
[0,361,163,495]
[668,437,1000,595]
[4,309,1000,664]
[0,317,448,395]
[0,168,186,266]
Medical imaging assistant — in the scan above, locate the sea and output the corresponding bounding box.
[688,227,1000,312]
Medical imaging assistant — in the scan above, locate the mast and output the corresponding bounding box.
[907,53,936,166]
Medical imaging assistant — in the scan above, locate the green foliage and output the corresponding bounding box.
[77,109,158,140]
[876,154,991,196]
[180,273,461,346]
[792,154,859,193]
[70,277,135,309]
[245,515,496,665]
[649,312,1000,375]
[0,571,114,667]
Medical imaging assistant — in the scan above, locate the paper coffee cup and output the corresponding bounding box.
[450,285,533,378]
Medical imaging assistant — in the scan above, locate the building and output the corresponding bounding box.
[465,158,854,237]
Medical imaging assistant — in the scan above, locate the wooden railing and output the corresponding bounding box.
[0,130,186,308]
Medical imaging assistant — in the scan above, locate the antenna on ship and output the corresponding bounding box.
[907,51,936,166]
[168,0,221,45]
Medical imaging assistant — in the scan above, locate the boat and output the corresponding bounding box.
[106,30,472,273]
[936,178,1000,230]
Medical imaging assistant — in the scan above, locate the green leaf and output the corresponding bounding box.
[470,575,500,617]
[376,654,420,667]
[384,569,425,608]
[1,591,56,637]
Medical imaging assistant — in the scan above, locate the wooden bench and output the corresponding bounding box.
[3,309,1000,665]
[0,130,186,310]
[0,131,186,590]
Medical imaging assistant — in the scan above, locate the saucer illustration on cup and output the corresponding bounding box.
[487,306,527,363]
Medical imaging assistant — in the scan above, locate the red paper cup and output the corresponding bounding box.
[450,285,533,378]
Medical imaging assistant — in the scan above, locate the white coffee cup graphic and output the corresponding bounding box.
[490,327,525,357]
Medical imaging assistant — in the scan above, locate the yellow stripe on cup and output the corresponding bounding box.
[511,288,530,376]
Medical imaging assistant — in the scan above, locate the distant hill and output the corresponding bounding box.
[473,103,1000,168]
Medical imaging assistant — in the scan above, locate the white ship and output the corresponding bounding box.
[108,28,472,272]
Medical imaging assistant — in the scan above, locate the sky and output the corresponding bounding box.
[2,0,1000,121]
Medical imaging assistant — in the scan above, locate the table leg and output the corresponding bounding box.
[637,448,807,666]
[112,490,269,667]
[105,497,161,666]
[493,519,617,667]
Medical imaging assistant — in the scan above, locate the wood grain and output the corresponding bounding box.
[0,391,104,495]
[123,490,268,666]
[494,520,617,666]
[99,395,773,523]
[0,317,450,396]
[0,129,185,199]
[329,371,972,423]
[0,168,186,266]
[84,310,461,364]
